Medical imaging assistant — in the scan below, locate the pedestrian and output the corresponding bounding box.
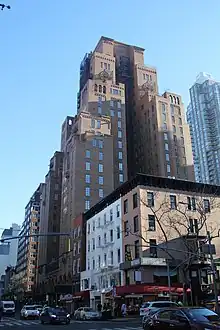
[0,302,3,322]
[121,303,127,317]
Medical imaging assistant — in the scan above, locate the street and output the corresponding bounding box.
[0,317,141,329]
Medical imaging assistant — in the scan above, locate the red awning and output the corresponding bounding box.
[116,284,190,295]
[73,291,90,299]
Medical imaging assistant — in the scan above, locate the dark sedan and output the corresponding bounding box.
[143,307,220,329]
[40,307,71,325]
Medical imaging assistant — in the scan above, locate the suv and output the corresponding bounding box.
[140,301,179,318]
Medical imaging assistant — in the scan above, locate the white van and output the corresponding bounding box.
[1,301,15,316]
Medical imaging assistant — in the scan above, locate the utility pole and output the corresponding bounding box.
[207,231,219,313]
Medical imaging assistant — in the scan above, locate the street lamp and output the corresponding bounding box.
[0,3,10,10]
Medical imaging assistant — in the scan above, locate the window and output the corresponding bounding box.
[91,118,95,128]
[118,141,122,148]
[107,63,110,70]
[117,226,120,239]
[167,164,171,173]
[165,153,170,161]
[110,110,114,116]
[119,174,124,182]
[96,120,101,129]
[92,139,97,147]
[98,217,101,227]
[117,249,121,263]
[85,174,90,184]
[147,192,154,207]
[163,123,167,130]
[181,137,184,145]
[104,253,107,265]
[101,62,103,68]
[118,151,123,159]
[149,239,157,257]
[104,233,107,244]
[203,199,210,213]
[104,63,107,69]
[164,133,168,140]
[165,143,169,151]
[87,259,90,270]
[118,111,121,118]
[85,187,90,197]
[87,224,90,234]
[110,100,114,107]
[180,127,183,135]
[133,193,138,208]
[115,205,120,218]
[103,86,106,94]
[118,121,122,128]
[92,238,95,250]
[124,221,129,236]
[124,199,128,214]
[110,209,113,221]
[179,117,182,125]
[170,195,177,209]
[117,101,121,109]
[85,200,90,210]
[92,221,95,231]
[99,140,103,148]
[99,189,104,198]
[85,150,90,158]
[98,236,101,247]
[98,255,101,268]
[134,240,140,259]
[88,240,90,252]
[110,251,113,265]
[104,214,106,225]
[147,214,155,231]
[133,216,139,232]
[173,125,176,133]
[110,229,113,242]
[98,106,102,114]
[118,130,122,138]
[162,113,166,121]
[192,197,196,211]
[86,162,90,171]
[119,163,123,171]
[99,152,103,160]
[99,176,103,185]
[92,258,95,269]
[98,164,103,172]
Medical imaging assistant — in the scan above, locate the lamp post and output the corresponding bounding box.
[0,3,10,10]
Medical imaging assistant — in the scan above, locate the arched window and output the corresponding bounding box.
[177,97,180,105]
[94,84,98,92]
[169,95,173,103]
[103,86,106,94]
[99,85,102,93]
[173,96,176,104]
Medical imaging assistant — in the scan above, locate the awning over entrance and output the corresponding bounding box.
[116,284,190,295]
[72,290,90,300]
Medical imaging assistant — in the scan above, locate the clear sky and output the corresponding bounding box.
[0,0,220,229]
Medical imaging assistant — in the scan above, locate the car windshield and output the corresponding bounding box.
[51,308,66,313]
[84,308,93,312]
[141,303,150,308]
[34,305,42,309]
[25,306,36,310]
[187,308,220,322]
[4,304,14,308]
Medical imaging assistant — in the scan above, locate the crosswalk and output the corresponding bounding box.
[0,318,40,327]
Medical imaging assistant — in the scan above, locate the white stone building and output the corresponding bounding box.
[80,199,123,308]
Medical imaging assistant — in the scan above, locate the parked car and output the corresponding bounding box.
[140,301,179,318]
[74,307,101,320]
[40,307,71,324]
[1,301,15,316]
[20,305,40,319]
[143,307,220,330]
[142,310,159,329]
[34,305,43,313]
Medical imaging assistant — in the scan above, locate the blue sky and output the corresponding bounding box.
[0,0,220,229]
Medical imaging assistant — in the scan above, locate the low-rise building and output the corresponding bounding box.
[80,199,123,308]
[80,174,220,305]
